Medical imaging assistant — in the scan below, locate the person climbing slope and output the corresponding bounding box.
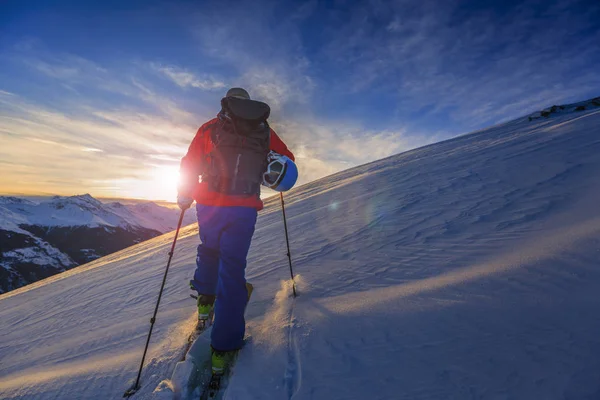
[177,87,297,374]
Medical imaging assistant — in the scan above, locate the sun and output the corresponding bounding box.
[155,165,181,188]
[114,165,181,202]
[150,165,181,202]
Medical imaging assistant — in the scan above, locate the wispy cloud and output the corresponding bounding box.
[17,50,125,96]
[6,44,211,125]
[272,118,437,185]
[25,56,107,81]
[28,137,104,153]
[186,1,315,113]
[155,65,226,90]
[0,90,193,198]
[320,0,600,127]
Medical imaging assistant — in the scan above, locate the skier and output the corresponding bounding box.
[177,87,297,375]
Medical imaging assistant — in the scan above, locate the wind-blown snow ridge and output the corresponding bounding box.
[2,104,600,399]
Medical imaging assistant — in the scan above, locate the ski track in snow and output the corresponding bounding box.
[2,109,600,399]
[284,303,301,400]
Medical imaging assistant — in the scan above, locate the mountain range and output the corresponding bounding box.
[0,194,196,293]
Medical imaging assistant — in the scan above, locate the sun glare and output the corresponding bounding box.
[151,165,180,202]
[114,165,181,202]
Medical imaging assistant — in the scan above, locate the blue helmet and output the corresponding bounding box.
[262,154,298,192]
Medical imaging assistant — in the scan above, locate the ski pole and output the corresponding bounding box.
[124,209,186,397]
[280,193,297,297]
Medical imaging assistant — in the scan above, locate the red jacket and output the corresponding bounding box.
[179,117,295,211]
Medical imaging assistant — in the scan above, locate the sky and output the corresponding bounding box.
[0,0,599,201]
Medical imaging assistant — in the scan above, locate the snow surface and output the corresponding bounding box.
[2,108,600,399]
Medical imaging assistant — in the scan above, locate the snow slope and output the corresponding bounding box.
[2,106,600,399]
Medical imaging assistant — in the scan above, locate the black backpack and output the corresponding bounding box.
[203,97,271,196]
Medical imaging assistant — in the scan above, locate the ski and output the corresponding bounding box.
[198,346,245,400]
[196,282,253,399]
[200,374,222,399]
[181,306,214,362]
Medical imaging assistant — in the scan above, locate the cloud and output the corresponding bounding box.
[239,67,315,112]
[319,0,600,127]
[28,138,103,153]
[271,117,437,186]
[0,91,194,197]
[175,0,600,132]
[18,51,121,93]
[186,0,315,113]
[155,65,226,90]
[26,57,105,80]
[7,45,212,126]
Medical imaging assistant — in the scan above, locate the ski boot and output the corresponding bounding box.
[211,348,236,375]
[196,294,216,329]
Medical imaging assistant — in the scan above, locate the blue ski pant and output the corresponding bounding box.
[190,204,257,351]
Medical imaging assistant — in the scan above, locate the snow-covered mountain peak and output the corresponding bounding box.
[0,196,36,206]
[67,193,103,206]
[132,201,168,213]
[108,201,127,209]
[0,194,194,232]
[0,194,188,230]
[47,193,105,213]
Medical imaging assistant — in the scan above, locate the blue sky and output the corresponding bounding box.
[1,0,599,200]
